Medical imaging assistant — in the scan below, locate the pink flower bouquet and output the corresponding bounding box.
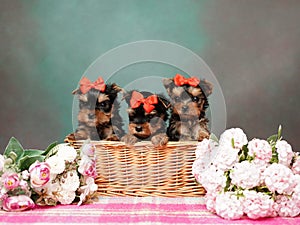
[0,138,98,211]
[193,126,300,220]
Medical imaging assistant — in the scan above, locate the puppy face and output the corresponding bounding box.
[125,91,169,140]
[74,83,121,127]
[163,75,213,120]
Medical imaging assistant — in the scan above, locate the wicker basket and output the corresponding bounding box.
[65,138,206,197]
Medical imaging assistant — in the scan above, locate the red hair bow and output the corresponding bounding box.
[174,74,200,87]
[130,91,158,113]
[79,76,106,94]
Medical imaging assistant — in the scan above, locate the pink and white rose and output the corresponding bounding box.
[215,192,244,220]
[264,163,296,195]
[195,138,218,159]
[213,146,240,171]
[78,155,97,178]
[274,195,300,217]
[81,143,96,157]
[193,139,219,176]
[248,138,272,165]
[2,173,20,190]
[198,166,227,193]
[219,128,248,149]
[242,190,275,219]
[29,161,51,188]
[2,195,35,212]
[205,192,217,213]
[275,140,294,167]
[292,182,300,204]
[230,161,261,189]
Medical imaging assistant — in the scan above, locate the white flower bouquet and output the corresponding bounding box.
[193,126,300,220]
[0,138,98,211]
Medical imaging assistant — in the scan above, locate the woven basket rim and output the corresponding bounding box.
[66,139,199,147]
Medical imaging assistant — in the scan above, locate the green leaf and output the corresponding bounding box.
[270,151,279,164]
[4,137,24,163]
[209,133,219,144]
[224,171,232,192]
[277,125,282,140]
[231,138,235,148]
[267,134,278,144]
[42,142,58,156]
[23,149,44,156]
[18,155,45,171]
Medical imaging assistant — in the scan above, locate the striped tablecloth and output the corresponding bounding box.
[0,197,299,225]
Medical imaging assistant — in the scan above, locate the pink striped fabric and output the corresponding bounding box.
[0,197,299,225]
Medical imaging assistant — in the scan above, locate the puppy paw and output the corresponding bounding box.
[151,133,169,148]
[198,130,210,141]
[121,134,138,146]
[68,131,89,141]
[105,134,120,141]
[66,133,76,141]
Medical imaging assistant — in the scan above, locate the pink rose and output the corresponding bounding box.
[29,161,51,188]
[78,156,97,178]
[2,173,20,190]
[2,195,35,212]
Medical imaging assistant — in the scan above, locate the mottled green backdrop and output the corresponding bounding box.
[1,0,299,152]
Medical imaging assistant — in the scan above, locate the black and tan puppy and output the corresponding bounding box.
[163,74,213,141]
[121,90,170,147]
[70,76,124,141]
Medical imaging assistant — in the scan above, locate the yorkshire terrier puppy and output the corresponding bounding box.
[70,76,124,141]
[121,90,170,147]
[163,74,213,141]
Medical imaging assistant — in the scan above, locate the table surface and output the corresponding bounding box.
[0,197,299,225]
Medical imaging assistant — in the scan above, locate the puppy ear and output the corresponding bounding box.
[78,94,88,102]
[162,78,173,89]
[111,83,123,93]
[72,88,88,102]
[200,79,213,97]
[162,78,174,96]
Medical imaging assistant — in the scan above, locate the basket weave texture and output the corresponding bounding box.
[66,138,206,197]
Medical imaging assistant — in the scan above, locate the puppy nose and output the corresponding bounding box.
[88,113,95,119]
[182,105,189,112]
[135,125,143,132]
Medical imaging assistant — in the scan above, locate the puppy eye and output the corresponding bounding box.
[192,96,199,102]
[100,102,107,107]
[148,114,154,119]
